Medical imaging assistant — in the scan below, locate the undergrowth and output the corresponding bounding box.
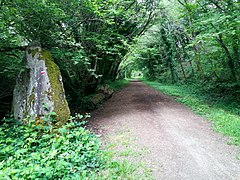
[144,80,240,146]
[0,116,103,179]
[74,79,130,112]
[0,113,143,179]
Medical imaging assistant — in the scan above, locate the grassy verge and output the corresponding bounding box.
[108,79,130,91]
[101,128,152,179]
[144,80,240,147]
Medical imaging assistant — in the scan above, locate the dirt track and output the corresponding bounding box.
[89,81,240,179]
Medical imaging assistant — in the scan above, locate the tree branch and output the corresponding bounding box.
[177,0,185,6]
[3,53,21,58]
[137,11,154,36]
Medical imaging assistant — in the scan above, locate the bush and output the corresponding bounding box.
[0,116,104,179]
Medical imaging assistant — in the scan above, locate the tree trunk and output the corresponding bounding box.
[216,35,237,81]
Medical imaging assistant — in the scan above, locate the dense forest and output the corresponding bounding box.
[123,0,240,86]
[0,0,239,179]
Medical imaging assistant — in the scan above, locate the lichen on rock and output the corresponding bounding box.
[41,50,70,126]
[13,45,70,126]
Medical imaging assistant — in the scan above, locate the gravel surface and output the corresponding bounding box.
[89,81,240,180]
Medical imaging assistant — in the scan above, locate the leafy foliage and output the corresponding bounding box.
[0,112,152,179]
[107,79,130,91]
[122,0,240,92]
[0,0,158,117]
[0,117,104,179]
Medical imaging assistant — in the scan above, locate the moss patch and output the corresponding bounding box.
[41,50,70,126]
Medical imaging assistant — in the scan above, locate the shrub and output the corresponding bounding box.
[0,116,104,179]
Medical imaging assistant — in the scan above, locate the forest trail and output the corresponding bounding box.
[89,81,240,179]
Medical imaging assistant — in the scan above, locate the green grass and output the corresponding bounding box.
[144,80,240,146]
[101,128,153,179]
[108,79,130,91]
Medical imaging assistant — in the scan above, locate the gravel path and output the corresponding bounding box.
[89,81,240,179]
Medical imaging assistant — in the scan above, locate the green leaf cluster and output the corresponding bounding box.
[0,118,104,179]
[122,0,240,93]
[0,0,158,116]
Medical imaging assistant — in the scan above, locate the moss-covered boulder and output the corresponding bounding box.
[13,45,70,126]
[90,85,114,106]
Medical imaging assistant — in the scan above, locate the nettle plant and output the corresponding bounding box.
[0,112,104,179]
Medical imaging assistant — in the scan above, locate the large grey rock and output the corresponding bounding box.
[13,45,70,126]
[90,85,114,106]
